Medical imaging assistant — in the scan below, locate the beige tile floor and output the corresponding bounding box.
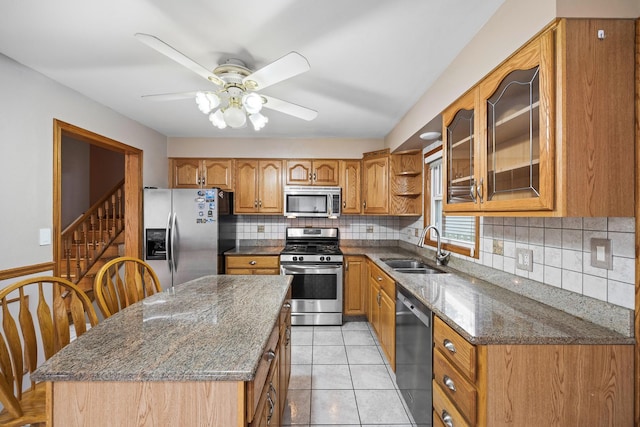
[282,321,419,426]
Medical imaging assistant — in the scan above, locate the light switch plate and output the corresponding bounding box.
[39,228,51,246]
[590,238,612,270]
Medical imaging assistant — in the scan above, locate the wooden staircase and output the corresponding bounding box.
[59,180,125,298]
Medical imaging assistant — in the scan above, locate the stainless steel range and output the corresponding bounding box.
[280,227,343,325]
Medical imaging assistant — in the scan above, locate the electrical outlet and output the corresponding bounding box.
[257,225,265,233]
[415,229,419,237]
[590,238,612,270]
[516,248,533,272]
[366,225,374,233]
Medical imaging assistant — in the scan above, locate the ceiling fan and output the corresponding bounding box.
[135,33,318,131]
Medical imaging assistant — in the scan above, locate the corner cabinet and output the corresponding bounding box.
[170,158,234,190]
[390,149,422,215]
[285,159,340,186]
[443,19,635,217]
[235,159,283,214]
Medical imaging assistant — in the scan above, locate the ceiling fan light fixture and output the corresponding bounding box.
[223,106,247,128]
[249,113,269,131]
[242,92,263,114]
[209,109,227,129]
[195,91,220,114]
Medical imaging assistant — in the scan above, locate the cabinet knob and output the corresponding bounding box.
[441,410,454,427]
[254,200,258,208]
[443,375,457,392]
[249,260,257,265]
[443,339,457,354]
[264,349,276,361]
[377,276,383,281]
[283,302,291,309]
[363,201,367,209]
[343,201,346,208]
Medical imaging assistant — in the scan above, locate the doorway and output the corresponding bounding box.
[52,119,143,277]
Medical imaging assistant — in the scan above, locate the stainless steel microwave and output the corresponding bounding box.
[283,186,341,218]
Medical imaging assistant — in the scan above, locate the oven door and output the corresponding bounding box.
[280,263,343,325]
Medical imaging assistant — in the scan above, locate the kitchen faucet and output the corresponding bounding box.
[417,225,450,266]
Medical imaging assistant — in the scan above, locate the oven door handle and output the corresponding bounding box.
[281,264,342,274]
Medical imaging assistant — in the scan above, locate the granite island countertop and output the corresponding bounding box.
[225,246,283,256]
[343,246,634,346]
[33,274,292,383]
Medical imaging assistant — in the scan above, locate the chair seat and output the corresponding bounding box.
[0,382,47,427]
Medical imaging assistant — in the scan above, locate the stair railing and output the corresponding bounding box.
[60,179,125,284]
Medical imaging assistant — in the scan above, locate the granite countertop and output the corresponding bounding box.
[225,246,283,256]
[343,246,634,346]
[33,275,292,382]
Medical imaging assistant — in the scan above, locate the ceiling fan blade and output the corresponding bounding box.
[243,52,310,91]
[141,91,200,101]
[135,33,223,86]
[262,95,318,121]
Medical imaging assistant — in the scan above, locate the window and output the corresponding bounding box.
[424,146,478,258]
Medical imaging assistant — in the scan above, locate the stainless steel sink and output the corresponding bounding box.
[382,259,429,269]
[381,259,444,274]
[394,267,444,274]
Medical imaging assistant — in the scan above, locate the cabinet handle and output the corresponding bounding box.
[254,200,258,208]
[267,394,275,424]
[259,200,262,208]
[269,382,277,400]
[363,201,366,209]
[249,260,257,265]
[470,180,477,201]
[313,171,317,181]
[377,276,383,281]
[343,201,346,208]
[477,177,483,203]
[377,291,381,306]
[443,375,457,392]
[441,410,454,427]
[443,339,457,354]
[286,326,291,346]
[345,262,349,271]
[264,349,276,361]
[283,302,291,309]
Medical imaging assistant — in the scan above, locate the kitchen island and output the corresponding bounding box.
[33,274,293,427]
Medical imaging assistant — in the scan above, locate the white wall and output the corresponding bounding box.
[0,53,168,271]
[61,138,90,228]
[385,0,640,151]
[168,137,383,159]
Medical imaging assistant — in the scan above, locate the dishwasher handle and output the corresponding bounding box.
[397,290,430,327]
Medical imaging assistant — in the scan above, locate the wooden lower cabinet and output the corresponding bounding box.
[366,259,395,370]
[226,255,280,275]
[343,255,366,316]
[433,316,634,426]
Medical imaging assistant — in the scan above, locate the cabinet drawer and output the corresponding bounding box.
[227,256,279,270]
[368,262,395,297]
[246,325,279,422]
[434,316,476,381]
[433,380,470,427]
[434,348,477,424]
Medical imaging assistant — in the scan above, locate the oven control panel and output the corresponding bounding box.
[280,254,344,264]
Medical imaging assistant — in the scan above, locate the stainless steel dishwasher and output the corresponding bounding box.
[396,288,432,426]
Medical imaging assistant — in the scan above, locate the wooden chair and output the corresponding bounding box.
[0,276,98,427]
[94,256,162,318]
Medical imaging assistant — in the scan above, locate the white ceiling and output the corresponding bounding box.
[0,0,504,140]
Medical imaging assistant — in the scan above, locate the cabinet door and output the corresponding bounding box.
[478,29,554,212]
[285,160,312,185]
[203,159,234,190]
[313,160,340,186]
[362,156,389,214]
[172,159,202,188]
[344,256,366,315]
[339,160,362,214]
[235,160,259,213]
[442,90,480,212]
[258,160,283,213]
[368,271,381,335]
[379,289,395,370]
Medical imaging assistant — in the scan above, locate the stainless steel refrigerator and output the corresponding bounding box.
[143,188,236,289]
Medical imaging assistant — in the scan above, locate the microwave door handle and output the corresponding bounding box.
[327,194,332,216]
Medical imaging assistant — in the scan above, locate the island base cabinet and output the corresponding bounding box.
[51,381,245,426]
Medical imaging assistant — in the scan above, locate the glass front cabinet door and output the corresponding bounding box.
[443,29,555,214]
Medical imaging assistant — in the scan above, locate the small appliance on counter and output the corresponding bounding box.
[280,227,343,325]
[143,188,237,289]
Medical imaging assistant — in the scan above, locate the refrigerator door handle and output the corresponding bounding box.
[165,211,172,272]
[171,212,178,273]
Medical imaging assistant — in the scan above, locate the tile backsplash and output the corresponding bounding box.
[236,215,635,310]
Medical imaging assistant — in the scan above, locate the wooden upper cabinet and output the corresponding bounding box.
[170,158,234,190]
[339,160,362,214]
[442,18,635,217]
[390,149,422,216]
[285,159,339,186]
[362,151,389,214]
[235,159,283,214]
